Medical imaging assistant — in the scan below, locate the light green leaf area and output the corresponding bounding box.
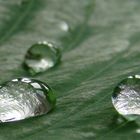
[0,0,140,139]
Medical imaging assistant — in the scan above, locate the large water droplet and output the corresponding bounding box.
[23,42,61,75]
[112,75,140,121]
[0,78,56,122]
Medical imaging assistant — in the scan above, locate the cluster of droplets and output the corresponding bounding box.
[0,11,66,122]
[3,0,140,129]
[0,40,62,123]
[0,41,61,123]
[0,0,74,123]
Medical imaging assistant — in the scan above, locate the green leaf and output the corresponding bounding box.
[0,0,140,139]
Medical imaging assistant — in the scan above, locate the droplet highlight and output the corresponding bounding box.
[0,78,56,122]
[23,42,61,75]
[112,75,140,121]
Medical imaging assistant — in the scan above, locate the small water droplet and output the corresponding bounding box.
[0,78,56,122]
[112,75,140,121]
[136,128,140,133]
[23,42,61,75]
[59,21,69,32]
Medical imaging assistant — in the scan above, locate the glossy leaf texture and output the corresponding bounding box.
[0,0,140,140]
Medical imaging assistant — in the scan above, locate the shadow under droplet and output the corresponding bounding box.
[109,114,139,133]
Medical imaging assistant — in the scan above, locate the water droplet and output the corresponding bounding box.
[59,21,69,32]
[136,128,140,133]
[0,78,56,122]
[112,75,140,121]
[23,42,61,75]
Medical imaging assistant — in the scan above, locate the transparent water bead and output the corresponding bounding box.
[112,75,140,121]
[0,78,56,122]
[24,42,61,75]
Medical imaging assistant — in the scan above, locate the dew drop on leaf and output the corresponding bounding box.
[23,42,61,75]
[112,75,140,121]
[0,78,56,123]
[58,21,69,32]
